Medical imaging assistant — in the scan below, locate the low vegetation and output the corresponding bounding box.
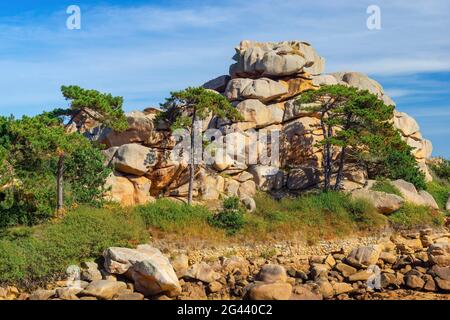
[1,189,446,287]
[388,203,445,228]
[370,179,402,197]
[0,206,147,286]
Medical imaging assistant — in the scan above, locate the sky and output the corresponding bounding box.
[0,0,449,157]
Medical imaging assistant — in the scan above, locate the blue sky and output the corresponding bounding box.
[0,0,449,157]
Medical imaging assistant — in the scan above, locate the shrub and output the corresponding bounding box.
[389,203,445,228]
[64,147,111,206]
[426,181,450,210]
[371,179,402,197]
[252,191,387,240]
[0,206,147,286]
[430,158,450,182]
[208,197,246,235]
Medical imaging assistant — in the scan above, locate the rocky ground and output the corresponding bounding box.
[1,227,449,301]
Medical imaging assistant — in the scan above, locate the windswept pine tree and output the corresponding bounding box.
[160,87,242,204]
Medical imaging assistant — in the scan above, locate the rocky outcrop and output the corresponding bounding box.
[74,40,435,209]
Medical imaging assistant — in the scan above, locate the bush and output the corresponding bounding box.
[426,181,450,210]
[64,147,112,206]
[0,206,147,286]
[430,158,450,182]
[208,197,246,235]
[389,203,445,228]
[370,179,402,197]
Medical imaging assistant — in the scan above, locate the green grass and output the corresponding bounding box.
[388,203,445,228]
[426,181,450,211]
[134,198,213,232]
[370,179,402,197]
[248,191,388,242]
[0,205,147,287]
[1,191,445,287]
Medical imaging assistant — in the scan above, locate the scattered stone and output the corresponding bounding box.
[81,280,127,300]
[348,270,374,282]
[347,245,382,267]
[379,252,397,264]
[335,263,357,277]
[435,278,450,292]
[207,281,223,293]
[316,280,334,299]
[115,292,145,300]
[185,262,220,284]
[171,254,189,278]
[405,275,425,290]
[80,261,103,282]
[256,264,287,283]
[245,282,292,300]
[56,287,83,300]
[332,282,353,295]
[28,289,56,301]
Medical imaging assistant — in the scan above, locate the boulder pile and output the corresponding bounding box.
[6,229,449,300]
[76,40,434,207]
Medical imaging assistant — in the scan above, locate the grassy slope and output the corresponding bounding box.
[0,191,446,287]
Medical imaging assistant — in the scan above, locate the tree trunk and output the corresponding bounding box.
[57,154,65,212]
[320,112,329,192]
[334,146,347,191]
[325,124,333,192]
[187,110,197,205]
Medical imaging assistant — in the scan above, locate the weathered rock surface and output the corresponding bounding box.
[103,245,181,297]
[351,189,404,214]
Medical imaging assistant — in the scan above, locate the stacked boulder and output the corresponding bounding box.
[78,40,435,207]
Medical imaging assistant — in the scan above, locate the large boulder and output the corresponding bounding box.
[331,72,395,106]
[103,245,181,297]
[103,111,157,147]
[235,99,273,129]
[287,167,321,190]
[202,75,231,92]
[230,40,325,78]
[351,189,404,214]
[225,78,288,103]
[248,165,284,191]
[275,77,318,102]
[392,179,439,209]
[393,111,420,137]
[104,173,136,206]
[113,143,156,176]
